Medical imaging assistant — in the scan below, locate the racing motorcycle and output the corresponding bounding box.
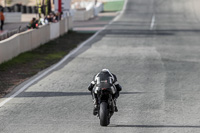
[96,86,116,126]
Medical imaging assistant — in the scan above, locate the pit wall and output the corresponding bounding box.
[0,16,73,64]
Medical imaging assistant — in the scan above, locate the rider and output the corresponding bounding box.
[88,69,122,115]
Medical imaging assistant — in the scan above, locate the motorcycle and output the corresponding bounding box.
[96,87,115,126]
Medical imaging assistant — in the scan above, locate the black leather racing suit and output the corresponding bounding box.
[88,71,122,106]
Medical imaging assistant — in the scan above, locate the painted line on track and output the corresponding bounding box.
[150,15,155,30]
[112,0,128,22]
[0,0,128,108]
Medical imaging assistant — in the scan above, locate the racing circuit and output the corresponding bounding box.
[1,0,200,132]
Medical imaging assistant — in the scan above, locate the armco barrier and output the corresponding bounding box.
[50,22,60,40]
[0,35,20,63]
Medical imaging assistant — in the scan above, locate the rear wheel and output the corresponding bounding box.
[99,102,109,126]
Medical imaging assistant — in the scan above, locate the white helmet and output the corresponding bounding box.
[101,69,110,73]
[101,68,113,75]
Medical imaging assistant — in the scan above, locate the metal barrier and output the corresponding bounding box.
[0,26,28,41]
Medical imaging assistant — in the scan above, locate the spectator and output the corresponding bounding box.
[55,12,61,21]
[27,17,38,29]
[47,14,53,22]
[0,9,5,31]
[39,18,45,25]
[39,17,48,25]
[51,12,57,22]
[44,16,49,24]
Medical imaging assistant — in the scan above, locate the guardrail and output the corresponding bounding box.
[0,26,27,41]
[0,16,73,64]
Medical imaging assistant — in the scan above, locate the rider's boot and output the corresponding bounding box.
[114,106,118,112]
[93,99,98,115]
[114,99,118,112]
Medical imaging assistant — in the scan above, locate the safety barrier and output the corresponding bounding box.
[18,30,32,53]
[0,34,20,63]
[71,2,103,21]
[94,3,103,16]
[0,26,28,41]
[73,6,94,21]
[50,22,60,40]
[0,16,73,64]
[31,24,51,49]
[60,19,66,36]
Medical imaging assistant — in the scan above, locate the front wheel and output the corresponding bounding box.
[99,102,109,126]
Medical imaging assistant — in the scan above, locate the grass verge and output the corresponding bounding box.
[103,0,124,12]
[0,31,93,98]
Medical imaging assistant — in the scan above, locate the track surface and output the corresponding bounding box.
[1,0,200,132]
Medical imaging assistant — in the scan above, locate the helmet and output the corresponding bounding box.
[101,69,110,73]
[101,69,113,76]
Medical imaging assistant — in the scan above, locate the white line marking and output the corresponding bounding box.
[0,0,128,108]
[112,0,128,22]
[150,15,155,30]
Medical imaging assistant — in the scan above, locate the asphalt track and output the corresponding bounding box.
[1,0,200,132]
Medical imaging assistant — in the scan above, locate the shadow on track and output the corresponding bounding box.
[101,29,200,36]
[16,91,145,98]
[110,124,200,128]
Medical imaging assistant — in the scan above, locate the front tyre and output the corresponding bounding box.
[99,102,109,126]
